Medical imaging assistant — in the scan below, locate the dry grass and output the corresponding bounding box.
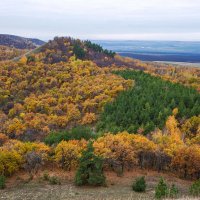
[0,169,196,200]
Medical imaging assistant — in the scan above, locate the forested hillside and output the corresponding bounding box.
[29,37,147,69]
[97,70,200,134]
[0,57,132,140]
[0,37,200,199]
[34,37,115,65]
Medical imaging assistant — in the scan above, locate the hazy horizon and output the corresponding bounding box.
[1,0,200,41]
[2,34,200,43]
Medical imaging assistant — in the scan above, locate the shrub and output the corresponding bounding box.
[49,176,61,185]
[70,126,95,140]
[0,175,6,189]
[132,176,146,192]
[43,171,50,181]
[0,150,23,176]
[42,172,61,185]
[189,180,200,196]
[169,184,179,198]
[24,151,42,175]
[45,126,94,145]
[75,142,106,186]
[155,177,168,199]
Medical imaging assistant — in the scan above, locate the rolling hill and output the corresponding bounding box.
[0,34,45,49]
[30,36,145,69]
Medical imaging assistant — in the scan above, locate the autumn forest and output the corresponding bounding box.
[0,36,200,199]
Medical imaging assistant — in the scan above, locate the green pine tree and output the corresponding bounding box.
[75,141,106,186]
[155,177,168,199]
[132,176,146,192]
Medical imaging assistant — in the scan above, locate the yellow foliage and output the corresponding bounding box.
[0,149,23,176]
[81,112,97,125]
[6,118,26,136]
[55,140,87,170]
[93,132,137,169]
[181,116,200,140]
[152,129,184,157]
[1,139,50,160]
[172,108,178,116]
[18,56,27,66]
[0,139,50,176]
[0,59,132,139]
[166,115,182,139]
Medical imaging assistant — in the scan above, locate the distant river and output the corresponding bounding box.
[93,40,200,63]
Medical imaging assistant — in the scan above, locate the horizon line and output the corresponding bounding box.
[1,33,200,43]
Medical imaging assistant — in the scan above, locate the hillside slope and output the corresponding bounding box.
[0,58,132,140]
[0,34,45,49]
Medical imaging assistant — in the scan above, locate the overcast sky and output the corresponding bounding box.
[0,0,200,41]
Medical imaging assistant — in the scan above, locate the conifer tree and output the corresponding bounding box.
[75,141,106,186]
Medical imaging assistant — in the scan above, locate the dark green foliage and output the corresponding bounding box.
[85,40,103,53]
[75,142,106,186]
[189,180,200,196]
[169,184,179,198]
[0,175,6,189]
[73,43,86,59]
[155,177,168,199]
[45,126,95,145]
[132,176,146,192]
[97,70,200,134]
[85,40,115,57]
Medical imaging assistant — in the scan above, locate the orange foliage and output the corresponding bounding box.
[172,145,200,178]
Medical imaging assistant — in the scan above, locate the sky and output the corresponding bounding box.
[0,0,200,41]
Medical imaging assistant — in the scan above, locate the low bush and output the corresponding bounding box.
[189,180,200,196]
[42,172,61,185]
[132,176,146,192]
[155,177,168,199]
[45,126,94,145]
[169,184,179,198]
[43,171,50,181]
[49,176,61,185]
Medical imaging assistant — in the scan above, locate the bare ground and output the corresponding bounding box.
[0,169,196,200]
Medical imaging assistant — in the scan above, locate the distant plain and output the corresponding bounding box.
[94,40,200,66]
